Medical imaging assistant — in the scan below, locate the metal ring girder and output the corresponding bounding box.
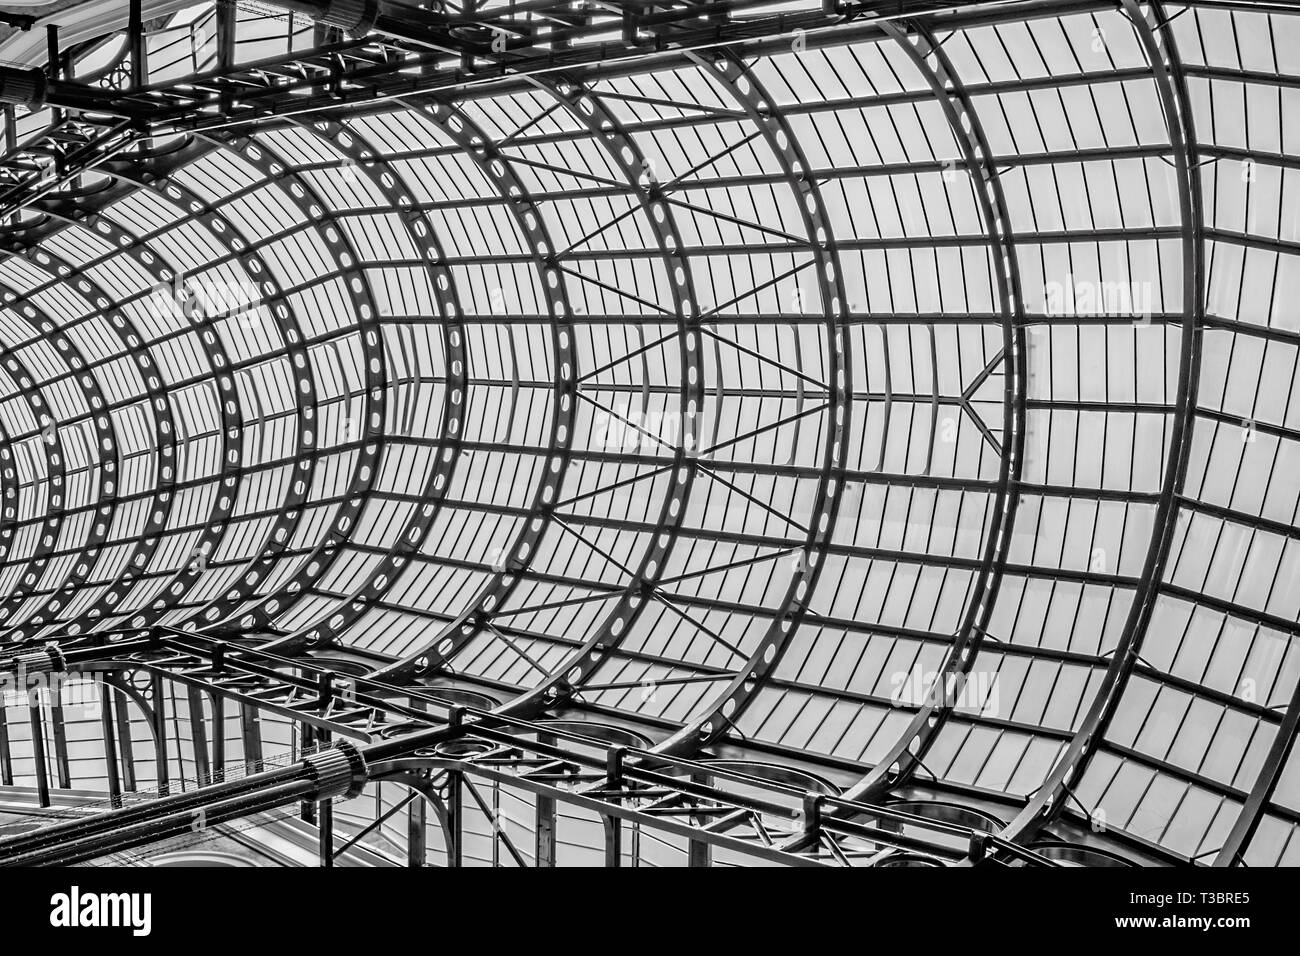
[996,0,1205,846]
[841,19,1028,802]
[13,218,185,642]
[83,161,321,637]
[496,75,706,716]
[34,214,246,634]
[251,113,468,654]
[368,94,578,683]
[652,51,850,757]
[0,269,121,638]
[0,418,18,582]
[169,127,389,637]
[0,318,68,638]
[1214,674,1300,866]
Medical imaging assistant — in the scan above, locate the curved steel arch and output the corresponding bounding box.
[496,73,707,716]
[651,50,851,757]
[86,160,322,639]
[0,319,69,639]
[30,214,248,634]
[257,106,476,654]
[839,17,1028,803]
[0,266,122,639]
[369,94,578,682]
[995,0,1206,848]
[170,127,389,637]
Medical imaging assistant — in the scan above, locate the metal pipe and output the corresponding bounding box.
[1,778,322,867]
[0,66,47,108]
[0,738,371,864]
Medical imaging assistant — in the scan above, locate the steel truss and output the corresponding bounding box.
[0,634,1060,867]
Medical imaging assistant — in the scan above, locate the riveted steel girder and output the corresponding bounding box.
[255,112,470,653]
[173,127,390,638]
[64,167,314,640]
[57,216,248,632]
[837,17,1028,804]
[495,73,707,716]
[649,50,851,757]
[993,0,1206,849]
[0,233,179,644]
[0,315,68,638]
[369,93,578,682]
[0,268,121,639]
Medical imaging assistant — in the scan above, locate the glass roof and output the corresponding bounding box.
[0,0,1298,866]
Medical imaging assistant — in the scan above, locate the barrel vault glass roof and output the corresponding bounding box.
[0,0,1298,867]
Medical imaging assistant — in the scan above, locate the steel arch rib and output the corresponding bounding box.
[1215,677,1300,866]
[37,214,247,635]
[65,168,313,641]
[0,325,69,639]
[369,94,577,683]
[495,73,707,716]
[0,269,122,639]
[171,128,390,639]
[650,50,851,757]
[244,110,467,650]
[839,18,1028,803]
[994,0,1205,848]
[255,111,470,654]
[0,244,178,645]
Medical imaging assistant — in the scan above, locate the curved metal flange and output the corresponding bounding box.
[258,103,475,654]
[1214,674,1300,866]
[0,266,120,638]
[0,316,68,638]
[495,74,706,715]
[652,50,850,757]
[78,160,321,639]
[4,223,182,641]
[840,18,1027,802]
[0,418,19,603]
[30,214,247,634]
[368,94,577,682]
[995,0,1205,847]
[170,127,389,636]
[367,760,456,861]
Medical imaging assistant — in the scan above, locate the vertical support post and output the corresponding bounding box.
[446,770,463,867]
[240,702,262,773]
[49,700,71,789]
[216,0,236,114]
[407,792,426,867]
[100,687,122,807]
[603,815,622,867]
[112,684,137,793]
[0,703,12,786]
[536,730,557,866]
[688,769,711,867]
[45,25,64,148]
[317,728,333,868]
[211,693,226,782]
[151,674,169,796]
[300,721,317,823]
[129,0,147,88]
[186,686,210,786]
[28,704,49,807]
[1,104,15,151]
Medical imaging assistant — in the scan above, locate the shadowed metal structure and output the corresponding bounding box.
[0,0,1296,868]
